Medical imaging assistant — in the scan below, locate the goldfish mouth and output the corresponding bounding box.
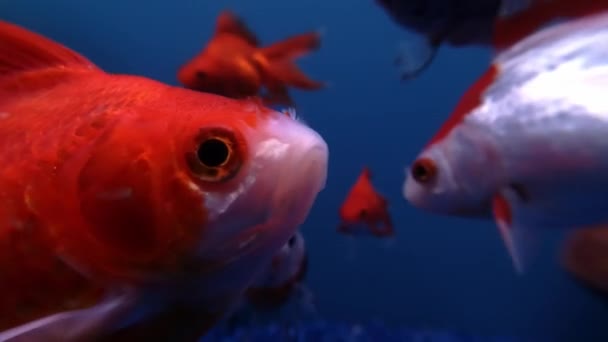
[221,142,327,265]
[189,113,327,276]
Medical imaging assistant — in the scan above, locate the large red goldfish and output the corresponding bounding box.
[403,12,608,274]
[0,20,328,341]
[177,10,324,107]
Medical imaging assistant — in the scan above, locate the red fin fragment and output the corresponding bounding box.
[0,20,98,78]
[215,11,259,46]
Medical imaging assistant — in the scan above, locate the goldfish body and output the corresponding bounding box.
[0,20,328,341]
[339,168,393,237]
[403,11,608,273]
[178,11,324,107]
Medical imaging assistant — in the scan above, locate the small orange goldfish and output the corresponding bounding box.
[0,20,328,341]
[338,167,394,237]
[177,10,324,107]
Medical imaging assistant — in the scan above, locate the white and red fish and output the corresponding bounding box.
[0,20,328,341]
[403,11,608,273]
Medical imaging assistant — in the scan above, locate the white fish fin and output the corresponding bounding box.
[0,289,136,342]
[492,186,541,274]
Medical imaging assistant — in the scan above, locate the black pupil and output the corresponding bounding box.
[412,163,429,181]
[196,71,207,79]
[287,236,296,247]
[197,138,229,167]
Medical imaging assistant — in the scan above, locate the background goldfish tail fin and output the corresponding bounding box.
[260,31,325,89]
[261,30,322,60]
[0,20,99,79]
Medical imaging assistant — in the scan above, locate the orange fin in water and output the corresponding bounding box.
[0,20,98,77]
[214,10,259,46]
[259,31,325,90]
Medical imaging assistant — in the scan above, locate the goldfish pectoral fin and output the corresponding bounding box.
[0,290,136,341]
[492,188,540,274]
[214,11,259,46]
[0,21,99,79]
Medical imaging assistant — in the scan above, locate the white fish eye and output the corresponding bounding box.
[410,157,438,185]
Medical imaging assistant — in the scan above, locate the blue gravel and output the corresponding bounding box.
[201,320,527,342]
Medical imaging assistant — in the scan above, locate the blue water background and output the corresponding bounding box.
[2,1,607,341]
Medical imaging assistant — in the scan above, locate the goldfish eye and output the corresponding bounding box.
[198,138,229,167]
[186,127,245,183]
[196,71,207,79]
[410,157,437,184]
